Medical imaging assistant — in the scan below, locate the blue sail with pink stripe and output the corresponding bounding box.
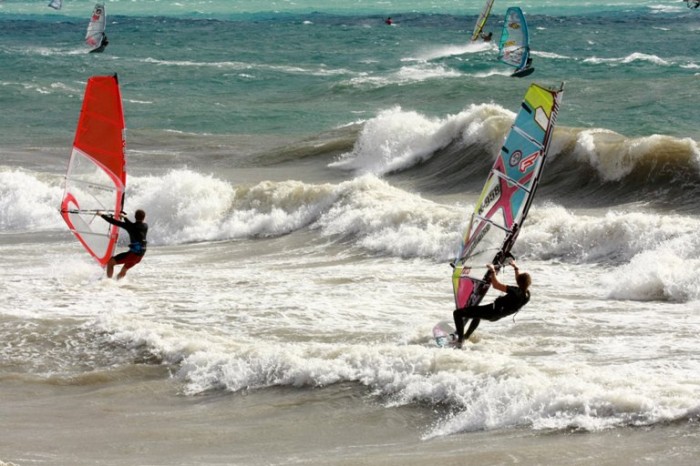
[451,83,563,309]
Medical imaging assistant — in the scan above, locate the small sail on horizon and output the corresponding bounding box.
[498,7,531,74]
[48,0,63,10]
[85,3,107,52]
[471,0,496,41]
[451,83,563,309]
[60,75,126,267]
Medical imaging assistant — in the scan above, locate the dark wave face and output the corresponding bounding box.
[327,104,700,213]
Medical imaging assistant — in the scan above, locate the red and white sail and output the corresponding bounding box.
[60,75,126,267]
[85,3,107,51]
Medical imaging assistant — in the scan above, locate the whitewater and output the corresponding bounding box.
[1,1,699,465]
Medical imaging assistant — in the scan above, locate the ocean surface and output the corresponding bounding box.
[1,0,700,464]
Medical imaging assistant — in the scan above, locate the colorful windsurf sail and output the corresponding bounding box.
[451,83,563,309]
[48,0,63,10]
[85,3,107,51]
[471,0,496,41]
[498,7,530,71]
[60,75,126,267]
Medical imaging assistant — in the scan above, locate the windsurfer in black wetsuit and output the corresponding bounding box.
[452,260,531,348]
[513,54,533,76]
[100,209,148,279]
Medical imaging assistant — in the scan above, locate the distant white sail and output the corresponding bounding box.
[48,0,63,10]
[85,3,107,51]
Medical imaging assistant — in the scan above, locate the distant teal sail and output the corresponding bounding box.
[498,7,530,70]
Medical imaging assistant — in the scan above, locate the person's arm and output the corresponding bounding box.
[100,213,126,228]
[511,260,520,281]
[486,264,508,292]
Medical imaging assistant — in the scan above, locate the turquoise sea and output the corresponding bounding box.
[1,1,700,465]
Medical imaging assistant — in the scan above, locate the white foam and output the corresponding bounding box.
[0,169,63,231]
[4,168,700,436]
[92,304,700,437]
[345,63,461,88]
[522,204,700,302]
[523,204,700,263]
[583,52,672,66]
[569,129,700,181]
[141,57,352,77]
[606,249,700,302]
[413,41,495,61]
[329,104,513,175]
[126,170,236,244]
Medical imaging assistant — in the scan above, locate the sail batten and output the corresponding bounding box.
[473,215,512,233]
[451,83,563,309]
[492,169,533,193]
[60,75,126,267]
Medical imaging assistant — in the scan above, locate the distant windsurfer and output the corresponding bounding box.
[480,31,493,41]
[452,260,531,348]
[89,34,109,53]
[100,209,148,279]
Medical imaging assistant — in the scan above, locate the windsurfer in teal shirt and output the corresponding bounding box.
[452,260,531,348]
[100,209,148,279]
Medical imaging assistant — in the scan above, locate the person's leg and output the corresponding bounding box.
[115,253,142,280]
[116,265,129,280]
[453,303,496,345]
[453,308,468,341]
[109,252,130,279]
[464,318,481,341]
[106,258,116,278]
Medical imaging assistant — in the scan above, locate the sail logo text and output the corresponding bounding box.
[478,184,501,215]
[519,151,540,172]
[464,223,491,259]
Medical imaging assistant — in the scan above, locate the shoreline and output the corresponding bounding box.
[2,377,699,465]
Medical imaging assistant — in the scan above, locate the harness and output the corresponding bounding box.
[128,242,146,255]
